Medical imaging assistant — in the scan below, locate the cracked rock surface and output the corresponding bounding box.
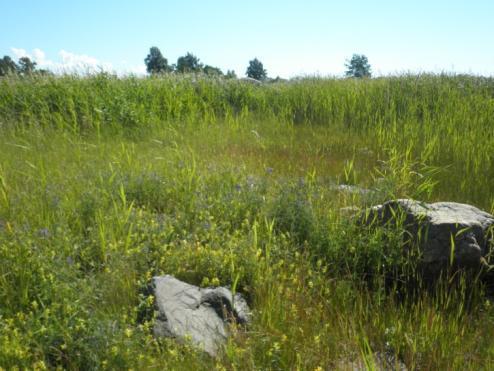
[152,275,250,356]
[365,199,494,275]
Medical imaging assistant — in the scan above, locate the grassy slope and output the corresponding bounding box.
[0,74,493,369]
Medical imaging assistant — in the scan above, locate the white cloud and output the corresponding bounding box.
[32,48,49,66]
[57,50,113,73]
[10,47,114,74]
[126,64,147,75]
[11,47,30,59]
[9,47,151,76]
[116,59,146,76]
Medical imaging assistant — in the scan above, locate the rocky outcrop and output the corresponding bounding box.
[364,199,494,276]
[152,275,250,356]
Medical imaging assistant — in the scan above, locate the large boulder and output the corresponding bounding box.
[152,275,250,356]
[364,199,494,276]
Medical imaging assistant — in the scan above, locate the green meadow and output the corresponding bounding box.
[1,74,494,369]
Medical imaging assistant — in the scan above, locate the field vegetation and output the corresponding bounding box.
[1,73,494,369]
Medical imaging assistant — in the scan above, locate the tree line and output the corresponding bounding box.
[0,55,51,77]
[0,47,372,79]
[144,47,371,80]
[144,47,239,79]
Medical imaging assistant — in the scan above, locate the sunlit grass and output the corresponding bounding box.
[0,74,493,369]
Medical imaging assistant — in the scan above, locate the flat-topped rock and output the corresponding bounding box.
[152,275,250,356]
[364,199,494,275]
[386,200,494,226]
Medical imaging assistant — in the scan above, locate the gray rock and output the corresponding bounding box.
[364,199,494,275]
[152,275,250,356]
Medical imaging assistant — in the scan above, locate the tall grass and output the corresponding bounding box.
[1,73,493,208]
[0,74,493,369]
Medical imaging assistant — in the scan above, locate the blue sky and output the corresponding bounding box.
[1,0,493,77]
